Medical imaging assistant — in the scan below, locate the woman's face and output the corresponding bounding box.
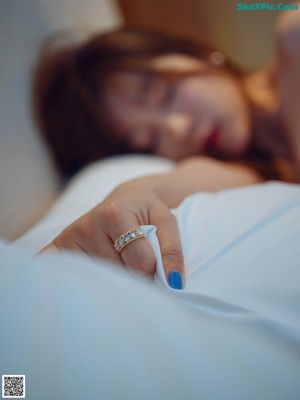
[103,54,251,160]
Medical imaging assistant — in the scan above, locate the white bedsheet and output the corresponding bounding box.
[1,156,300,399]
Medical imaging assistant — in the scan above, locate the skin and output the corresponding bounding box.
[41,6,300,286]
[104,56,251,159]
[276,5,300,180]
[42,158,261,283]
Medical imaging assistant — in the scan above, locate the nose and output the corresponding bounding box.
[163,113,195,141]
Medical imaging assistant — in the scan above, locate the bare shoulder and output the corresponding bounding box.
[275,3,300,182]
[275,3,300,58]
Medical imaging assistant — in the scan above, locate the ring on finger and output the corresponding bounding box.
[113,227,145,254]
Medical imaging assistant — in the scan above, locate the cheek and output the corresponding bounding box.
[173,80,217,116]
[174,77,251,154]
[173,77,247,120]
[105,95,136,139]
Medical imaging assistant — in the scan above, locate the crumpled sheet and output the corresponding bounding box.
[1,182,300,399]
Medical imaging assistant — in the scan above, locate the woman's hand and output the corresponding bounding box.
[41,184,185,289]
[40,155,262,287]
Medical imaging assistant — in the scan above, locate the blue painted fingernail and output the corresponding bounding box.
[168,271,183,290]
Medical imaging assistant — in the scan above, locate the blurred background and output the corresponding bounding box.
[0,0,292,240]
[117,0,281,70]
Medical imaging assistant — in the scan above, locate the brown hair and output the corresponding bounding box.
[32,26,245,179]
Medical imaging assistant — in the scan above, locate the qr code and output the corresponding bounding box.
[2,375,25,398]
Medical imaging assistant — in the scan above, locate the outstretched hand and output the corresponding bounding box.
[40,184,185,289]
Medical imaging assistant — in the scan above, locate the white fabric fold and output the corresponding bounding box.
[144,183,300,332]
[2,155,300,399]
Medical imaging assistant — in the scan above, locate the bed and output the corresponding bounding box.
[1,2,300,398]
[1,155,300,399]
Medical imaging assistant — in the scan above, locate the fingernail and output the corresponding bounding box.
[168,271,183,290]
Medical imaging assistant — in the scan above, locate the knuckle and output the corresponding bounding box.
[124,246,156,276]
[100,199,124,225]
[72,216,90,238]
[160,247,184,266]
[152,204,175,223]
[134,256,156,276]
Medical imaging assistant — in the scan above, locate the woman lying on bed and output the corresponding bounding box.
[34,6,300,288]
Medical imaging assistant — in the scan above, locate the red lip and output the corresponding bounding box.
[203,126,221,153]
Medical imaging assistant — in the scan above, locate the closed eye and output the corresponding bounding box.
[161,84,175,108]
[137,76,175,109]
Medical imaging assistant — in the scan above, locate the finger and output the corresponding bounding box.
[66,215,152,271]
[38,226,124,266]
[119,235,157,277]
[109,224,157,277]
[38,241,61,255]
[64,220,124,266]
[37,237,81,256]
[151,206,185,289]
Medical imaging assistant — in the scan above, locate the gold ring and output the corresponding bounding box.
[113,227,145,253]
